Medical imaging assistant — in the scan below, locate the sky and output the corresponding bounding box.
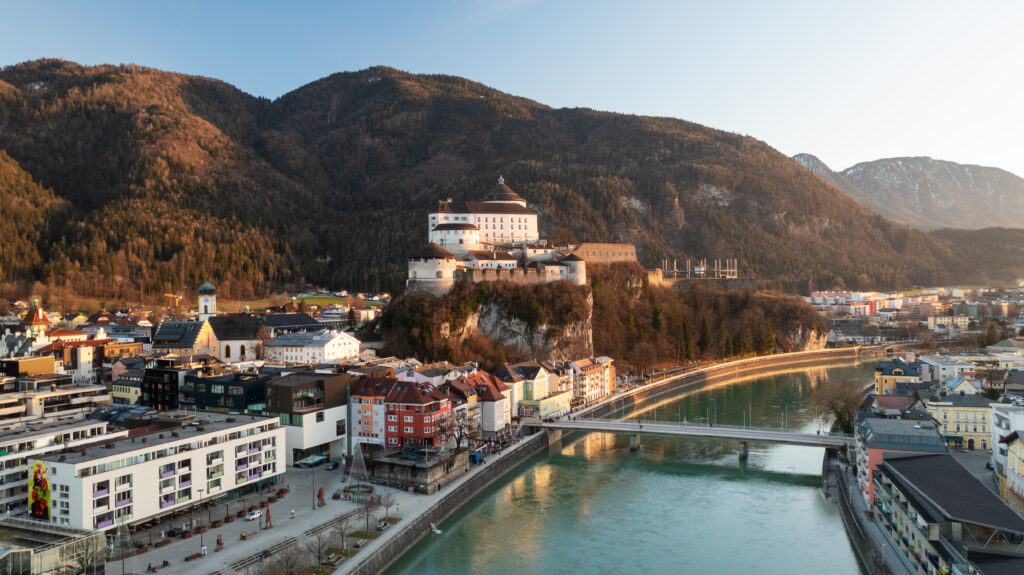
[2,1,1023,175]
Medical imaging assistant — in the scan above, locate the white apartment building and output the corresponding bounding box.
[0,419,124,514]
[917,355,975,385]
[278,404,348,465]
[265,329,360,364]
[31,412,284,531]
[0,378,112,427]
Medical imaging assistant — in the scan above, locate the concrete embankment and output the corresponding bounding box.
[340,432,549,575]
[579,346,865,420]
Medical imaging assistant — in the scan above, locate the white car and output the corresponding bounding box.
[246,510,262,521]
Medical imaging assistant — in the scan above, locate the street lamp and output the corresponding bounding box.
[197,489,205,552]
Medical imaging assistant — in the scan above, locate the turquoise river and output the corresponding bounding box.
[386,360,877,575]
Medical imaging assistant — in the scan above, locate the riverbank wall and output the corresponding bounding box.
[340,431,549,575]
[579,346,866,420]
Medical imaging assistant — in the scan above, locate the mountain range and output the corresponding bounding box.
[794,154,1024,231]
[1,59,1023,301]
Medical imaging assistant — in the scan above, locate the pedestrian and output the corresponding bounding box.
[290,509,295,519]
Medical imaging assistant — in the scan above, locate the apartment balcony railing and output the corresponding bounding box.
[235,461,248,471]
[176,495,190,504]
[159,469,174,479]
[248,471,261,481]
[115,498,131,508]
[208,469,224,479]
[95,518,114,529]
[179,480,191,488]
[159,499,174,509]
[92,488,109,498]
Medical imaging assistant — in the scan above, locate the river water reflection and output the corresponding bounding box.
[386,360,876,575]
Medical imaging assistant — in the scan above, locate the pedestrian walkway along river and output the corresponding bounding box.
[386,361,876,574]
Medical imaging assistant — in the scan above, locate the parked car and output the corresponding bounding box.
[326,461,340,471]
[246,510,262,521]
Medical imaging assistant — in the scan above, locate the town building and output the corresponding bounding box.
[181,371,273,412]
[383,381,453,450]
[348,377,395,451]
[30,411,285,531]
[854,417,948,504]
[1000,431,1024,516]
[259,372,351,465]
[260,313,322,337]
[111,370,144,404]
[917,355,974,386]
[0,419,121,514]
[925,393,994,450]
[208,315,265,363]
[873,453,1024,574]
[0,517,107,574]
[439,377,481,447]
[406,177,593,295]
[990,404,1024,510]
[151,320,220,357]
[873,359,922,395]
[264,329,360,364]
[197,281,217,321]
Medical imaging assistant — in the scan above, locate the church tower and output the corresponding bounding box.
[198,281,217,321]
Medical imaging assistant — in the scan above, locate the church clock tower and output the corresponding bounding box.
[198,281,217,321]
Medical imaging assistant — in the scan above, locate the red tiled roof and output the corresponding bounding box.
[874,395,913,410]
[21,306,50,326]
[35,339,114,354]
[45,328,86,338]
[349,377,398,398]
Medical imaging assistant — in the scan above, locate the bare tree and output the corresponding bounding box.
[272,547,308,575]
[306,530,331,567]
[332,516,350,550]
[812,379,866,434]
[360,499,376,532]
[380,492,397,521]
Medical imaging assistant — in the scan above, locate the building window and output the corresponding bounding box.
[404,416,413,423]
[224,345,231,359]
[404,426,414,433]
[316,412,325,423]
[387,415,397,421]
[388,426,397,432]
[424,427,432,433]
[336,421,346,436]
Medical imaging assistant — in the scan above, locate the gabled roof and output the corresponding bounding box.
[409,243,457,260]
[208,315,263,340]
[45,328,86,338]
[21,305,50,327]
[435,201,535,215]
[386,381,447,406]
[261,313,320,329]
[152,321,207,349]
[34,338,113,354]
[432,223,480,231]
[350,377,398,398]
[468,250,516,261]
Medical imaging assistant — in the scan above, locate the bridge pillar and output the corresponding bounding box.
[738,441,749,461]
[629,434,641,451]
[546,428,563,447]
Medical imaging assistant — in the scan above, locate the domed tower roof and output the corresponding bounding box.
[483,175,527,204]
[21,299,50,327]
[198,281,217,295]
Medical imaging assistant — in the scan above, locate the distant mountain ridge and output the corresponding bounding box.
[794,154,1024,231]
[1,58,1023,301]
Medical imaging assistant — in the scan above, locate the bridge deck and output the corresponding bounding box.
[529,419,853,448]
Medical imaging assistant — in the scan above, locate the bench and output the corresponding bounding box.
[240,531,257,540]
[355,539,368,548]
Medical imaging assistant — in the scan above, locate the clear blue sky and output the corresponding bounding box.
[2,1,1023,175]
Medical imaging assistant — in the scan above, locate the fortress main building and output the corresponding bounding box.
[407,177,589,295]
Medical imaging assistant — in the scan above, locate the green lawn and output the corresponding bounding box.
[349,530,381,539]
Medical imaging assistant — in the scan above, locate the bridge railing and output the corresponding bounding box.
[543,417,854,440]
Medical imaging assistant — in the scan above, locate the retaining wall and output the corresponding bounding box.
[341,432,549,575]
[579,347,864,420]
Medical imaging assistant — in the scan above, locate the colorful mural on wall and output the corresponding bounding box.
[29,461,50,520]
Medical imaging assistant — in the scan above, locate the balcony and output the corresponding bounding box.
[235,461,248,471]
[93,488,109,498]
[115,497,131,508]
[160,469,174,479]
[248,446,260,454]
[176,495,190,504]
[179,480,191,488]
[236,476,246,485]
[208,469,224,479]
[95,518,114,529]
[248,471,261,481]
[160,499,174,509]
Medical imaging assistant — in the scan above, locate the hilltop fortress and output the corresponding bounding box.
[406,177,636,295]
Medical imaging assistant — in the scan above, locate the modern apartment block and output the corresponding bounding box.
[30,411,284,531]
[0,419,122,514]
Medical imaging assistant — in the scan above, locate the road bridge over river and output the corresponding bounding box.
[525,418,853,457]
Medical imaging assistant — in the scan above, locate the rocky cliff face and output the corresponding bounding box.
[453,293,594,362]
[781,322,827,352]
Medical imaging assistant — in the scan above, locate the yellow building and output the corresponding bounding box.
[925,394,993,450]
[111,371,143,404]
[873,359,921,395]
[1002,432,1024,516]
